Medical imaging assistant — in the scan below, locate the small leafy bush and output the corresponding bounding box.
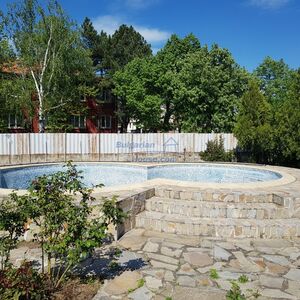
[201,136,234,162]
[238,274,249,283]
[209,268,219,279]
[0,261,51,300]
[226,280,260,300]
[0,162,126,297]
[0,194,29,270]
[226,281,246,300]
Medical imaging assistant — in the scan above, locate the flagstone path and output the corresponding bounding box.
[93,229,300,300]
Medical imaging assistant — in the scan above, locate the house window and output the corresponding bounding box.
[70,115,86,128]
[96,89,112,103]
[99,115,112,129]
[8,114,23,128]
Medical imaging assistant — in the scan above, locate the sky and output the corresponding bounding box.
[1,0,299,71]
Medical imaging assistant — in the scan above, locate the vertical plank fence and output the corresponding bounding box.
[0,133,237,165]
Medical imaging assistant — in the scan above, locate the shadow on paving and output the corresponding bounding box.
[73,249,148,280]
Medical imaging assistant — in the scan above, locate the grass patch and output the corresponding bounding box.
[209,268,219,279]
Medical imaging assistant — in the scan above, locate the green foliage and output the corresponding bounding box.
[226,281,246,300]
[201,136,234,162]
[176,45,249,133]
[238,275,249,283]
[108,260,119,270]
[209,268,220,279]
[0,162,126,292]
[128,278,145,293]
[274,69,300,164]
[234,79,274,163]
[0,194,29,269]
[113,57,162,131]
[114,35,249,133]
[254,57,293,105]
[137,278,145,288]
[3,0,94,132]
[109,25,152,73]
[0,261,51,300]
[226,280,260,300]
[82,17,109,74]
[154,34,201,131]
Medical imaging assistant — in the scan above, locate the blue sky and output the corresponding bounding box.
[1,0,299,71]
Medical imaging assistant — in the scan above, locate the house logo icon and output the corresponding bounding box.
[163,137,179,152]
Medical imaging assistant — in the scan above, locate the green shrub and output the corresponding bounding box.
[0,161,127,296]
[0,261,51,300]
[226,280,260,300]
[0,194,29,270]
[209,268,219,279]
[226,281,246,300]
[238,275,249,283]
[201,136,234,162]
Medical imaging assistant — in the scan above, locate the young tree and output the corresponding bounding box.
[254,57,293,105]
[110,25,152,72]
[234,79,273,163]
[5,0,93,132]
[275,69,300,164]
[175,44,249,132]
[82,17,109,75]
[113,57,162,131]
[154,34,201,131]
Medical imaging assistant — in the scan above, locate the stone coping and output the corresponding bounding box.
[0,162,298,198]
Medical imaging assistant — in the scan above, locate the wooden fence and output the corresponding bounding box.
[0,133,237,164]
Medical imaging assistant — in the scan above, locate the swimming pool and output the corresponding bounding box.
[0,163,282,189]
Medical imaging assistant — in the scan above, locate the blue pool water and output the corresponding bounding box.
[0,163,282,189]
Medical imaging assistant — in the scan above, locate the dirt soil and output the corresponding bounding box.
[53,279,101,300]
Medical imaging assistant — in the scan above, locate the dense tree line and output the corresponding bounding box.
[0,0,299,166]
[234,59,299,166]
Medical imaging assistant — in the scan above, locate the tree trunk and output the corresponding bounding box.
[38,94,45,133]
[163,100,171,132]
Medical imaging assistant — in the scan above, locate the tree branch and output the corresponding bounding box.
[44,99,74,113]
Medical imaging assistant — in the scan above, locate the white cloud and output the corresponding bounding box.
[135,26,170,43]
[92,15,170,44]
[250,0,291,9]
[92,15,121,35]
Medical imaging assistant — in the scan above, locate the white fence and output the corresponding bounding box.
[0,133,237,156]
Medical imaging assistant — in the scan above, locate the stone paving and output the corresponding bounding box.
[93,229,300,300]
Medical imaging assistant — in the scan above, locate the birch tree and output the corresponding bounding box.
[5,0,93,132]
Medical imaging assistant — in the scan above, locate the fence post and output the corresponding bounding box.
[131,133,134,162]
[98,133,101,162]
[28,133,31,163]
[64,133,67,162]
[8,135,12,165]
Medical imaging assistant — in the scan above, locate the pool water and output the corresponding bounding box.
[0,163,282,189]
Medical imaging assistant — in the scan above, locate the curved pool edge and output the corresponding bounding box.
[0,162,297,198]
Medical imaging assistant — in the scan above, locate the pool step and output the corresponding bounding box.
[135,211,300,239]
[145,197,290,219]
[154,187,277,204]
